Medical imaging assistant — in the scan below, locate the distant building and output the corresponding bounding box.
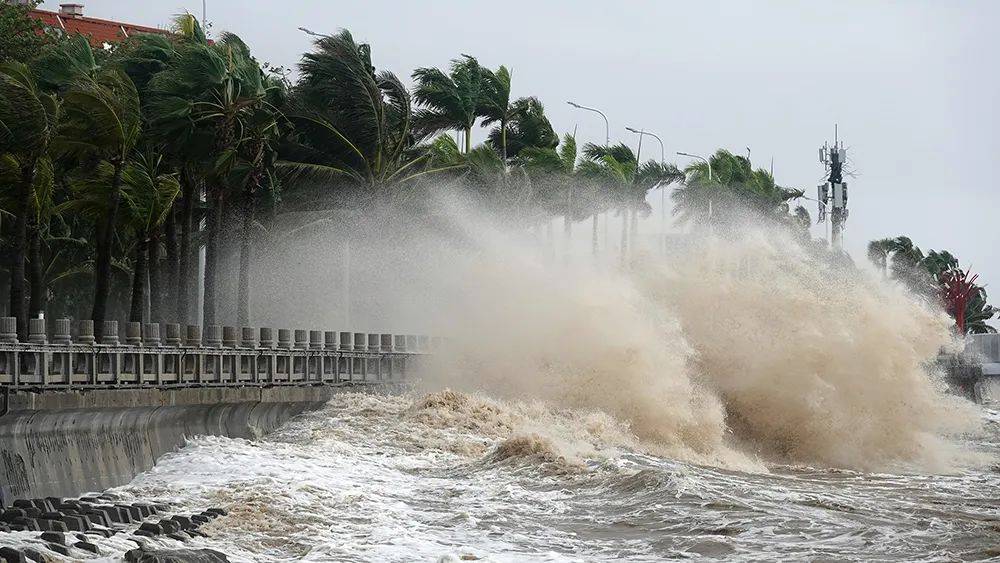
[23,2,170,49]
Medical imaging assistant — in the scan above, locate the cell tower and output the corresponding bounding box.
[818,125,848,249]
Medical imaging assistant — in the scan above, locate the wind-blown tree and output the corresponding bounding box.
[487,97,557,160]
[116,32,185,322]
[672,149,804,230]
[579,143,683,264]
[422,134,536,221]
[120,152,179,322]
[866,236,996,334]
[283,30,458,211]
[33,36,142,327]
[146,25,268,325]
[232,74,284,325]
[412,56,482,153]
[520,133,581,248]
[0,61,58,337]
[477,65,513,161]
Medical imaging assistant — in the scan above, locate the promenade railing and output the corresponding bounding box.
[0,317,434,391]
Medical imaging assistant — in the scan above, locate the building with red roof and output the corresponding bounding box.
[27,3,170,48]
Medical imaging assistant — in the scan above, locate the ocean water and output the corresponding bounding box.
[6,389,990,562]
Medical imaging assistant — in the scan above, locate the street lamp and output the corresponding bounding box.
[676,151,711,180]
[298,27,331,39]
[626,127,664,165]
[567,101,609,146]
[628,127,669,253]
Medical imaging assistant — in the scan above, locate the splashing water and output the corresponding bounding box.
[4,214,995,561]
[420,220,982,472]
[24,390,994,562]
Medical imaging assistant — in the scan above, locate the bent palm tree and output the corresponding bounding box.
[412,56,482,153]
[56,61,141,325]
[0,61,58,337]
[284,29,460,210]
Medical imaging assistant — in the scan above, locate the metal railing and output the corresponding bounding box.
[0,317,433,390]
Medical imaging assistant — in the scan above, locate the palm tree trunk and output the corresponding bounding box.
[237,157,261,326]
[148,228,161,322]
[591,213,599,256]
[164,203,178,321]
[28,216,44,320]
[501,118,507,162]
[465,126,472,154]
[130,234,147,323]
[619,206,629,267]
[629,203,639,250]
[9,164,33,339]
[563,188,572,260]
[203,187,222,326]
[92,162,124,327]
[177,167,195,325]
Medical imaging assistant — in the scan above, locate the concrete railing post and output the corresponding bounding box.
[185,325,202,347]
[164,323,181,346]
[309,330,323,350]
[278,329,292,349]
[418,335,430,352]
[125,322,142,345]
[294,329,308,350]
[53,319,72,345]
[100,321,119,345]
[324,331,337,349]
[394,335,406,352]
[340,332,353,351]
[380,333,392,352]
[367,333,379,352]
[28,318,47,344]
[222,326,238,348]
[77,320,95,345]
[260,327,275,349]
[241,327,257,348]
[354,332,366,352]
[405,335,418,353]
[143,323,161,347]
[204,325,222,348]
[0,317,16,343]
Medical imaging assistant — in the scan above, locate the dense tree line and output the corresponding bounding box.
[1,6,990,336]
[867,237,996,334]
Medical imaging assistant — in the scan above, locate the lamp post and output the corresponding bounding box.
[626,127,664,165]
[298,27,332,39]
[627,127,667,252]
[677,151,714,224]
[566,101,609,146]
[568,101,610,256]
[676,151,711,180]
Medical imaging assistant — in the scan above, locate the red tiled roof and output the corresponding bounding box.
[29,9,170,47]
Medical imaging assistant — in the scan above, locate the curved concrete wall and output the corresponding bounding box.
[0,387,345,501]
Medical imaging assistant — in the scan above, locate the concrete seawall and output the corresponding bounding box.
[0,386,356,502]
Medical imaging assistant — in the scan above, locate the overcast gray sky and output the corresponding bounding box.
[42,1,1000,298]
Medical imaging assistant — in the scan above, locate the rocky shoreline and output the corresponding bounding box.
[0,494,230,562]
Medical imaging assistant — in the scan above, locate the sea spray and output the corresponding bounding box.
[416,214,981,471]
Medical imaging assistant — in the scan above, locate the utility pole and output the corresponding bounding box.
[818,125,848,249]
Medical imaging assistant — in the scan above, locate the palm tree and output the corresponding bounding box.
[119,151,180,322]
[672,149,803,229]
[234,75,284,325]
[0,61,57,337]
[412,56,482,153]
[55,66,142,327]
[477,65,513,161]
[146,25,267,325]
[580,143,683,264]
[520,133,579,250]
[487,97,557,160]
[283,30,459,209]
